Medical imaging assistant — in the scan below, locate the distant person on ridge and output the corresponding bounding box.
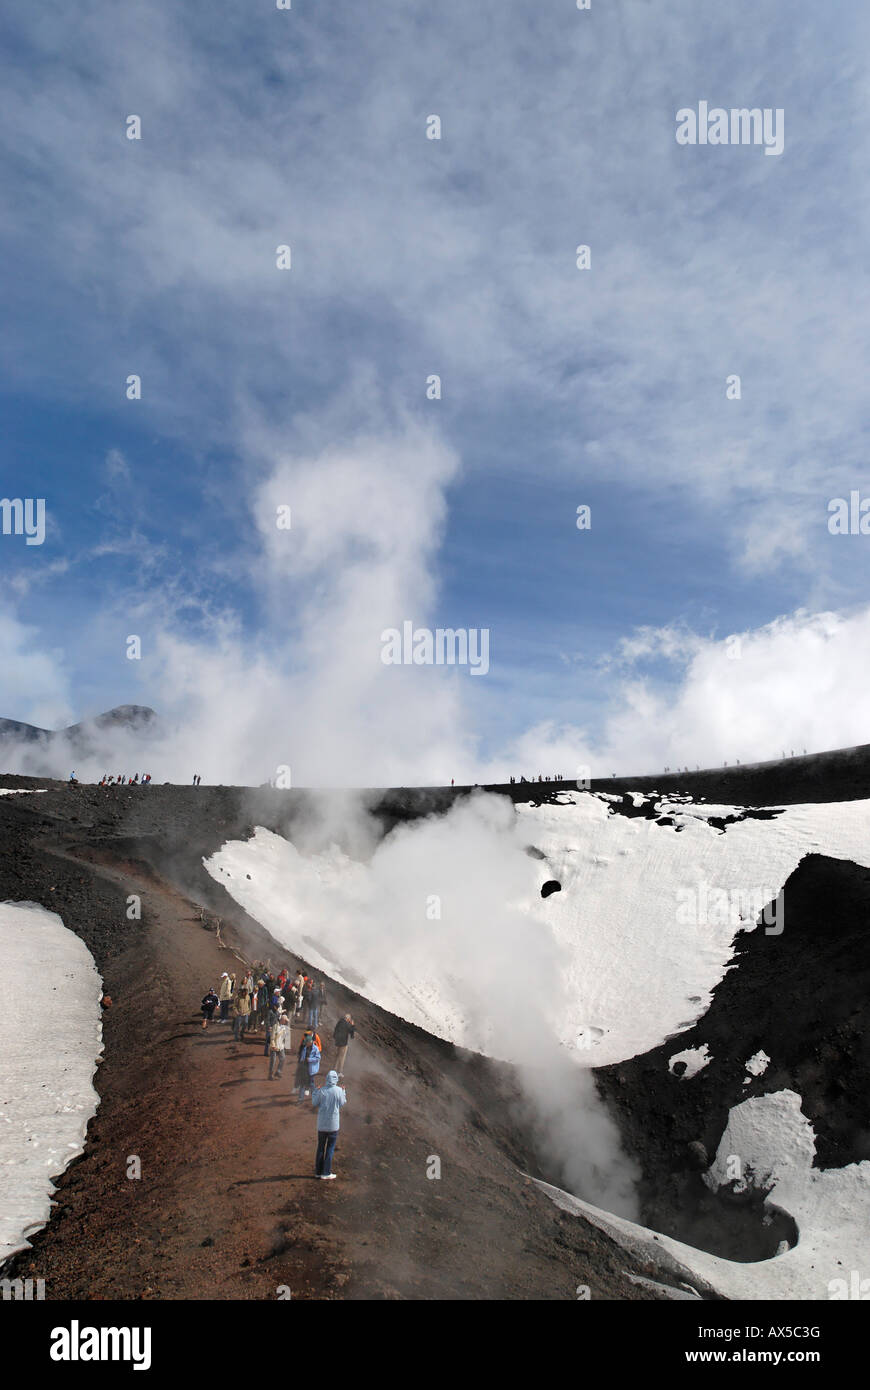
[333,1013,355,1075]
[311,1070,347,1180]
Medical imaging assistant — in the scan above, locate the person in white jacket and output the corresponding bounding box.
[268,1013,290,1079]
[218,972,235,1022]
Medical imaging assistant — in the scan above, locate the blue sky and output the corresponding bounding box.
[2,1,870,782]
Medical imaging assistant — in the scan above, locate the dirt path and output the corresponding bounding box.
[9,849,347,1299]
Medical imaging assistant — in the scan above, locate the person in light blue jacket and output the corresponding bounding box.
[294,1032,321,1102]
[311,1069,347,1179]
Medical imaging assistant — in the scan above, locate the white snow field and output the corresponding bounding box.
[0,788,46,796]
[204,790,870,1067]
[204,788,870,1300]
[537,1089,870,1300]
[0,902,102,1265]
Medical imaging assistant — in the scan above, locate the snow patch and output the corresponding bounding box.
[0,902,102,1265]
[206,792,870,1067]
[743,1050,771,1084]
[669,1044,711,1079]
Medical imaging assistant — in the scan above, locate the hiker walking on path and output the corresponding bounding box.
[242,969,255,1026]
[201,987,219,1029]
[285,978,300,1017]
[263,994,282,1056]
[294,1030,321,1103]
[255,977,269,1030]
[268,1012,290,1079]
[301,976,314,1024]
[333,1013,355,1075]
[218,971,235,1022]
[309,979,326,1030]
[311,1070,346,1180]
[231,985,251,1041]
[293,970,305,1019]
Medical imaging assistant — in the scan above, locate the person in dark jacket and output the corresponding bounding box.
[285,980,299,1017]
[309,980,327,1029]
[201,987,219,1030]
[264,997,282,1056]
[333,1013,355,1075]
[259,973,274,1028]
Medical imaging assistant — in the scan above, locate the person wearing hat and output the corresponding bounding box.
[201,986,219,1029]
[294,1030,321,1103]
[270,986,283,1025]
[311,1070,347,1180]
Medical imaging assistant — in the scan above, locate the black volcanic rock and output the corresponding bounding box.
[596,853,870,1256]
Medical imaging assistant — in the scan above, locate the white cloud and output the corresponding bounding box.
[4,0,870,593]
[0,615,73,729]
[490,607,870,778]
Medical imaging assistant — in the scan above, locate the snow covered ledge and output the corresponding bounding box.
[536,1089,870,1300]
[0,902,103,1266]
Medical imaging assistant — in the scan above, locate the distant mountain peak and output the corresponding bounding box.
[70,705,157,732]
[0,705,158,749]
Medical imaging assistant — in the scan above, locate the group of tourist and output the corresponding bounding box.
[200,963,354,1179]
[510,773,565,784]
[95,772,152,785]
